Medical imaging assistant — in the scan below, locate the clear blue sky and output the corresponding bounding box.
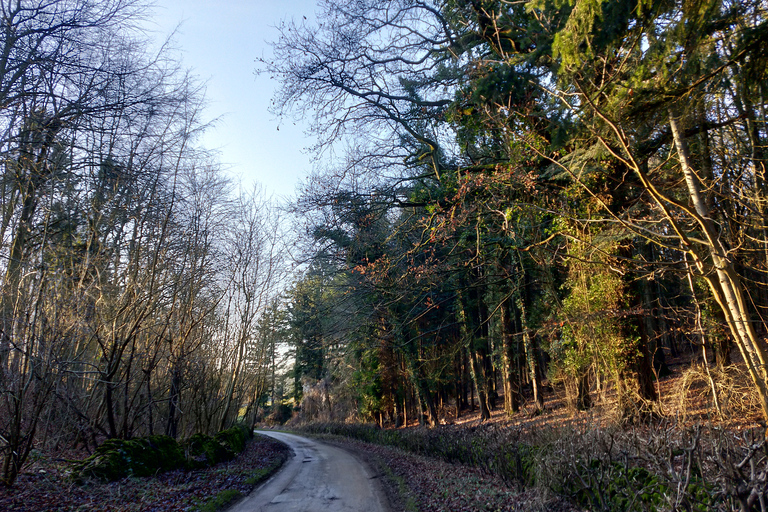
[148,0,318,199]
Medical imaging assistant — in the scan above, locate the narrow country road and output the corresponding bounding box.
[229,431,389,512]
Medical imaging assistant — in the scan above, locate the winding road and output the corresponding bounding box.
[229,431,389,512]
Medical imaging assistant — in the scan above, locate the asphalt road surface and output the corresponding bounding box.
[229,431,389,512]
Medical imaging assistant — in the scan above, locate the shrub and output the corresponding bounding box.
[75,435,186,481]
[265,403,294,425]
[75,425,254,481]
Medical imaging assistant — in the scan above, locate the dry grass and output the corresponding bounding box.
[673,363,762,425]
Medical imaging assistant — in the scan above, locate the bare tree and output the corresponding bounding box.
[217,187,284,431]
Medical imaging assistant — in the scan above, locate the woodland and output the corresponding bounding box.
[2,0,768,509]
[0,0,285,488]
[276,0,768,431]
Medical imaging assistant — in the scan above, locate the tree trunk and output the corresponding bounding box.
[516,256,544,413]
[575,373,592,411]
[670,110,768,419]
[165,362,181,439]
[468,346,491,421]
[500,299,519,415]
[105,377,118,440]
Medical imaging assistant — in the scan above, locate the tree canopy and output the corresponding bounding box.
[269,0,768,429]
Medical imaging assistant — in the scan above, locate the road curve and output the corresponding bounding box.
[229,431,389,512]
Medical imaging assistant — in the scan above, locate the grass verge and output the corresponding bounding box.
[194,489,243,512]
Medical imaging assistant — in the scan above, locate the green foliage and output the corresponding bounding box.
[559,459,715,511]
[561,460,669,511]
[351,348,384,421]
[272,0,768,473]
[75,426,253,482]
[75,435,186,481]
[549,0,654,72]
[547,235,640,411]
[286,267,335,401]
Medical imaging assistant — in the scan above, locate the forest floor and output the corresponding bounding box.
[447,351,763,433]
[0,433,290,512]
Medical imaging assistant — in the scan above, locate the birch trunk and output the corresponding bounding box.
[670,110,768,419]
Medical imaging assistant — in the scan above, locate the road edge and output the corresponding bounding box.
[301,434,402,512]
[222,432,293,512]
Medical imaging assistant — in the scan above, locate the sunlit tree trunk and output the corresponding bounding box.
[670,110,768,419]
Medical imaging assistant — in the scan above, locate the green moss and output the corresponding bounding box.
[75,435,186,481]
[183,433,234,468]
[214,425,249,454]
[194,489,243,512]
[244,457,284,485]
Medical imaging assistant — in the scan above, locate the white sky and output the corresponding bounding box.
[147,0,319,200]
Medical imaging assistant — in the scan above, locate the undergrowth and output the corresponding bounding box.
[368,451,419,512]
[299,421,768,511]
[0,433,291,511]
